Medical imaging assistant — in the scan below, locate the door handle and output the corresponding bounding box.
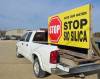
[26,44,28,46]
[22,43,23,45]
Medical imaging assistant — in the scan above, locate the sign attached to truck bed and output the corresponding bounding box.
[48,4,91,49]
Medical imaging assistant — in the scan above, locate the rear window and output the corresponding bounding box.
[33,32,48,42]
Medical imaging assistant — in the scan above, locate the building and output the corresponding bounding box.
[6,29,27,40]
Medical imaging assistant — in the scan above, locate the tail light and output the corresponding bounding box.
[50,50,59,64]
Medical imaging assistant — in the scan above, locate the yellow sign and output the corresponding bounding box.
[48,4,91,49]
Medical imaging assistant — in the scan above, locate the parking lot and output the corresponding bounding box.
[0,40,99,79]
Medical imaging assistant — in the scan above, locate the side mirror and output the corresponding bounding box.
[20,38,24,41]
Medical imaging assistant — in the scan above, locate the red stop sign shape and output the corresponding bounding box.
[48,16,62,43]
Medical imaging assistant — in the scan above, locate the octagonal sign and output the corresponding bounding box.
[48,16,62,43]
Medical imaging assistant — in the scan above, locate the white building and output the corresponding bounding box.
[6,29,27,40]
[6,29,26,37]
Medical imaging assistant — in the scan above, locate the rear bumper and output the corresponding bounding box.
[51,63,100,75]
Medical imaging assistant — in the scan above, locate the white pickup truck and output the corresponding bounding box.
[16,30,100,78]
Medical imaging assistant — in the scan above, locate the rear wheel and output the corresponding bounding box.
[33,58,46,78]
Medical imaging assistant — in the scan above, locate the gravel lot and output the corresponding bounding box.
[0,40,99,79]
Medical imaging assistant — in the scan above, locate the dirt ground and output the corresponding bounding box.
[0,40,100,79]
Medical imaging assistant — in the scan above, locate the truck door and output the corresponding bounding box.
[18,32,28,55]
[22,32,32,59]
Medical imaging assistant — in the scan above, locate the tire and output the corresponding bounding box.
[16,52,23,58]
[16,47,23,58]
[33,58,46,78]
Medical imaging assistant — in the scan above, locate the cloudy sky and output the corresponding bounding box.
[0,0,100,32]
